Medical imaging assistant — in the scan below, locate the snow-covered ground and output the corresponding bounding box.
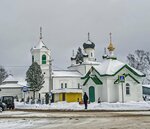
[0,118,50,129]
[15,101,150,110]
[0,111,150,129]
[1,102,150,129]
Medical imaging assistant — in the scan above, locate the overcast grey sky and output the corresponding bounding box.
[0,0,150,78]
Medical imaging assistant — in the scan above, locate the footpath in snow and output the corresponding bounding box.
[15,101,150,111]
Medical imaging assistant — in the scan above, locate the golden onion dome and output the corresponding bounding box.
[107,33,115,52]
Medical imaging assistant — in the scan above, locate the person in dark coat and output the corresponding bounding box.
[83,92,88,109]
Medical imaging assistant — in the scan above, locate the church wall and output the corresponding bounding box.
[53,77,81,90]
[82,78,102,102]
[101,78,108,102]
[116,70,143,102]
[31,50,40,64]
[82,66,143,103]
[94,85,101,102]
[39,50,50,65]
[123,79,143,102]
[40,65,50,95]
[84,48,95,61]
[107,77,119,102]
[39,77,49,96]
[32,48,51,98]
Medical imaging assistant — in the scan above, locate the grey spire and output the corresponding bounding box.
[40,27,42,39]
[88,32,90,41]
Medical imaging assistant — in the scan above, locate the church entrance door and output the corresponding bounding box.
[89,86,95,102]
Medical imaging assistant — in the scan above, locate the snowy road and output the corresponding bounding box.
[0,111,150,129]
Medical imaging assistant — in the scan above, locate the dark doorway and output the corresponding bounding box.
[62,93,65,101]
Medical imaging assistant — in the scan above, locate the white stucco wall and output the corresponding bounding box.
[114,68,143,102]
[82,78,103,102]
[82,66,144,103]
[84,48,95,61]
[53,77,81,90]
[107,78,119,102]
[0,88,23,99]
[31,47,51,98]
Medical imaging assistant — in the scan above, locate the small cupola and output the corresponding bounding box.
[83,33,96,61]
[107,32,115,52]
[30,27,51,65]
[83,32,95,49]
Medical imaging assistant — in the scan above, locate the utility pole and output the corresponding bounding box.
[119,75,125,103]
[48,58,53,104]
[121,82,124,103]
[49,58,53,93]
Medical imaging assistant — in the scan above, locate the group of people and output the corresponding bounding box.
[83,92,101,109]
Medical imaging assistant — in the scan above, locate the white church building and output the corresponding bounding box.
[30,29,145,103]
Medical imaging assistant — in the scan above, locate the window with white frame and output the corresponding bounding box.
[78,83,80,89]
[126,83,130,95]
[61,83,63,88]
[65,83,67,88]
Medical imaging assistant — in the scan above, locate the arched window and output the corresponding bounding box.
[91,52,93,57]
[65,83,67,88]
[126,83,130,95]
[42,54,46,64]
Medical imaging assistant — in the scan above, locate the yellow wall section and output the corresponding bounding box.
[58,93,82,102]
[59,93,62,101]
[66,93,82,102]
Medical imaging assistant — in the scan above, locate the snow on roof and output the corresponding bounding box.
[2,74,18,83]
[0,83,22,88]
[94,59,124,75]
[17,81,28,87]
[142,85,150,88]
[69,61,100,68]
[32,39,48,50]
[51,88,83,93]
[82,61,100,65]
[52,70,82,77]
[93,59,144,76]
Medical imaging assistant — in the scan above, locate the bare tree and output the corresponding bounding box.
[0,66,8,85]
[127,50,150,84]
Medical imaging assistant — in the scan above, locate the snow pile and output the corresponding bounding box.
[15,101,150,110]
[0,118,49,129]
